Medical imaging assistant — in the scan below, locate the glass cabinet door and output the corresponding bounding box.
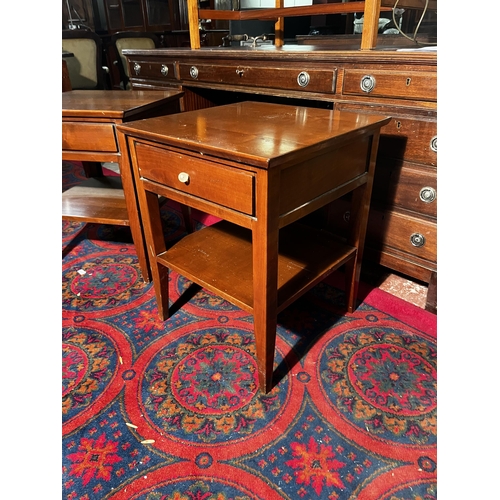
[146,0,171,26]
[122,0,145,27]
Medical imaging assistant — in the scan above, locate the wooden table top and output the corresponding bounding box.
[62,90,185,120]
[117,101,391,168]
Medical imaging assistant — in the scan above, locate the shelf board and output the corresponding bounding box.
[62,177,130,226]
[157,219,356,313]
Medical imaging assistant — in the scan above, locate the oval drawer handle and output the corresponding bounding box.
[410,233,426,247]
[360,75,375,93]
[133,62,141,75]
[297,71,310,87]
[178,172,190,183]
[189,66,199,79]
[160,64,168,77]
[419,187,436,203]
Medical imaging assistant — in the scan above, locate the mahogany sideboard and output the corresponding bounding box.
[122,45,437,311]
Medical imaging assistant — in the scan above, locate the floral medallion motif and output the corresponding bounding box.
[62,328,115,420]
[62,256,149,311]
[139,326,285,444]
[319,327,437,446]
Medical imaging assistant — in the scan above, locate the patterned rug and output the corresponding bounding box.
[62,161,437,499]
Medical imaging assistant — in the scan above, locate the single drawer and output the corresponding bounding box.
[62,122,117,152]
[335,103,437,165]
[372,159,437,217]
[127,59,177,81]
[377,116,437,165]
[366,209,437,263]
[179,63,337,93]
[342,69,436,102]
[134,142,255,215]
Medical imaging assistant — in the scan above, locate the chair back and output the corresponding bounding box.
[62,30,105,90]
[112,32,160,89]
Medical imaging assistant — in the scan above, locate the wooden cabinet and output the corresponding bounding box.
[102,0,180,33]
[122,46,437,301]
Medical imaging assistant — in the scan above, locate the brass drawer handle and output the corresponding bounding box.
[160,64,168,77]
[419,187,436,203]
[410,233,426,247]
[178,172,190,183]
[133,62,141,75]
[360,75,376,93]
[189,66,199,79]
[297,71,310,88]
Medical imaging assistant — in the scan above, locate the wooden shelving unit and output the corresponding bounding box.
[186,0,436,50]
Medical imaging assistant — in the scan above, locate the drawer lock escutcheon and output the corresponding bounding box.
[189,66,199,79]
[133,63,141,75]
[360,75,376,93]
[160,64,168,77]
[178,172,190,183]
[297,71,310,88]
[430,136,437,152]
[419,187,436,203]
[410,233,426,247]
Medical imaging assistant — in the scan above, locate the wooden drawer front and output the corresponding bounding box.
[343,70,436,102]
[127,59,177,82]
[335,103,437,166]
[366,210,436,263]
[134,142,255,215]
[372,160,437,217]
[377,117,437,166]
[62,122,117,152]
[179,63,337,93]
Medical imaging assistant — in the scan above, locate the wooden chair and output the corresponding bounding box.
[111,32,160,90]
[62,29,107,90]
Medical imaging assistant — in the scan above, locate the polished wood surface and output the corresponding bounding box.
[122,47,437,309]
[62,90,184,281]
[119,102,390,392]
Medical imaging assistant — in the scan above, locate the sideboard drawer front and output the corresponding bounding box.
[127,59,177,81]
[135,142,255,215]
[62,122,117,152]
[367,210,436,263]
[373,160,437,217]
[377,117,437,166]
[335,103,437,166]
[343,70,437,102]
[179,63,337,93]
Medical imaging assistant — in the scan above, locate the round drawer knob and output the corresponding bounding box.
[410,233,426,247]
[178,172,190,183]
[430,135,437,152]
[419,187,436,203]
[297,71,310,88]
[133,62,141,75]
[160,64,168,77]
[189,66,199,79]
[360,75,376,93]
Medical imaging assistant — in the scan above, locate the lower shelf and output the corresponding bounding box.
[62,177,130,226]
[157,219,356,313]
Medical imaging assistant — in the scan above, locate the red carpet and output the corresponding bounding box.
[62,161,437,499]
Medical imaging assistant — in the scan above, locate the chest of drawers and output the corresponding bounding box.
[123,46,438,311]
